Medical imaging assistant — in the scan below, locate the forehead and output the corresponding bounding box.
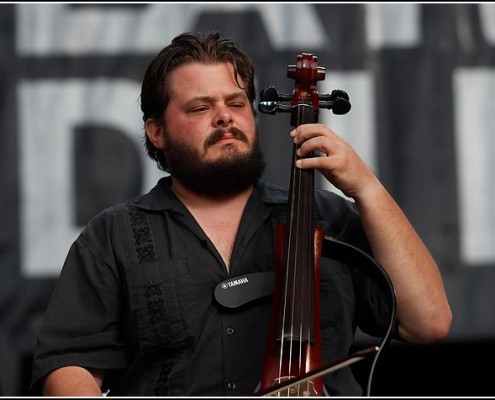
[168,62,244,95]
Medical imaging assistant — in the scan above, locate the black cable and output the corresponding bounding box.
[321,235,397,396]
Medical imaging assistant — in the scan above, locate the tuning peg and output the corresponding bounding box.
[330,90,351,115]
[258,87,279,114]
[258,86,292,114]
[319,90,351,115]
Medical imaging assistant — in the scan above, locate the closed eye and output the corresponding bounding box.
[189,105,209,113]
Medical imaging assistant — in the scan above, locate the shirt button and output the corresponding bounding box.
[227,381,236,390]
[226,327,234,335]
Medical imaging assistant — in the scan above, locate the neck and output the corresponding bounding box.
[170,177,254,210]
[170,177,254,270]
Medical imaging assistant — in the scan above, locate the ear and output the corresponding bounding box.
[145,119,166,150]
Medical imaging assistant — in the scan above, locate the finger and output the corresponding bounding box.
[296,135,332,158]
[289,124,321,144]
[290,123,335,144]
[295,155,330,171]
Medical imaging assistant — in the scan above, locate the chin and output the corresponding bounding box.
[213,143,249,158]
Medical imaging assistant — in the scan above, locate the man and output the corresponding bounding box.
[31,31,452,396]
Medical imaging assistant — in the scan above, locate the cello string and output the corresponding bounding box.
[295,111,307,394]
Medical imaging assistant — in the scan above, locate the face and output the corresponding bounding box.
[167,62,256,156]
[146,62,265,196]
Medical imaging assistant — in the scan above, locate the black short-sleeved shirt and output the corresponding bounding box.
[31,177,393,396]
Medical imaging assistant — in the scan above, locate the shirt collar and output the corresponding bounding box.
[128,176,289,213]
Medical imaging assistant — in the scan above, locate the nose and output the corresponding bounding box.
[214,106,233,127]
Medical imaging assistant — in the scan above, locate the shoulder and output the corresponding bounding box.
[79,178,172,243]
[260,181,289,204]
[260,180,356,212]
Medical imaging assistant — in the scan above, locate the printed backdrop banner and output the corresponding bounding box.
[1,3,495,395]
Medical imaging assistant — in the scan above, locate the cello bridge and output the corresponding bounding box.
[272,376,318,397]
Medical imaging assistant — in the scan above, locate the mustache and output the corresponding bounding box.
[204,127,249,150]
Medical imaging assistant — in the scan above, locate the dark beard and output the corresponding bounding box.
[164,127,266,196]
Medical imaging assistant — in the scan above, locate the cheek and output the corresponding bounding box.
[242,116,257,140]
[167,118,210,147]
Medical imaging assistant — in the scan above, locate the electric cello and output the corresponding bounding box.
[254,53,396,396]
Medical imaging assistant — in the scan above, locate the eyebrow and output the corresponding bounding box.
[186,91,247,105]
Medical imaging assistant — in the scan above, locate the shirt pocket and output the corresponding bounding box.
[126,258,199,350]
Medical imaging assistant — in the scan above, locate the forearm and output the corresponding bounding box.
[354,177,452,344]
[43,366,105,396]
